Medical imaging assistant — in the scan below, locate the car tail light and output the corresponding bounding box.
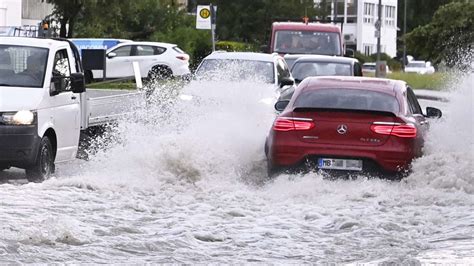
[370,122,417,138]
[176,54,189,61]
[273,117,314,132]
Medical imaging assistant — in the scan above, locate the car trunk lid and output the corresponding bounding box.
[292,109,398,146]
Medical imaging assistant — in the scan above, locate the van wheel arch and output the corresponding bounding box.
[26,134,55,182]
[43,128,57,161]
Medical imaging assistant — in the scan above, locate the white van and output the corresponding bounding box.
[0,37,143,182]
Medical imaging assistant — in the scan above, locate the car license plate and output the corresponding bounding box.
[318,158,363,171]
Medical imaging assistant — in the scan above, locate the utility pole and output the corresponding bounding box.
[375,0,382,77]
[403,0,407,70]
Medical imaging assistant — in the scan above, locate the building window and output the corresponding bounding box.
[385,6,395,27]
[363,3,375,24]
[346,0,358,23]
[364,44,372,56]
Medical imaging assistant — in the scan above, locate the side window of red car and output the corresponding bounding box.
[276,58,291,83]
[407,87,422,114]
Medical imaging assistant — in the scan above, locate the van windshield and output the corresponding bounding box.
[0,45,48,88]
[274,30,341,56]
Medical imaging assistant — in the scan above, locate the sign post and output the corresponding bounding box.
[196,5,211,30]
[196,4,217,51]
[377,60,387,78]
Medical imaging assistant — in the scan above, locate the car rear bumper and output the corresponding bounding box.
[172,63,191,76]
[268,141,415,173]
[0,125,40,168]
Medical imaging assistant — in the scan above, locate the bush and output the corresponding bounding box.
[354,51,371,64]
[215,41,259,52]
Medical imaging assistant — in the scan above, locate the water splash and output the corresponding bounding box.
[72,80,276,189]
[407,72,474,193]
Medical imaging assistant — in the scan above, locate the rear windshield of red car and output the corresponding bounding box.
[293,88,400,113]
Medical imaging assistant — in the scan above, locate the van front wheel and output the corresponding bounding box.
[26,136,55,182]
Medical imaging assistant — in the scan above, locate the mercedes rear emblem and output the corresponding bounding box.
[337,124,348,134]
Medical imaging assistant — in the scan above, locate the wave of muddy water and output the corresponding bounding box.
[1,76,472,263]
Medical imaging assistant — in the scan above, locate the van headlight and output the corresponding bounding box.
[1,110,36,125]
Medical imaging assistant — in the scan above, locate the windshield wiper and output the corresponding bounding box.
[0,83,13,86]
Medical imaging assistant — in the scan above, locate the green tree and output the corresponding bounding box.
[43,0,86,37]
[405,1,473,68]
[398,0,453,34]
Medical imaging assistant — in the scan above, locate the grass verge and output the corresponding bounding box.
[387,72,450,90]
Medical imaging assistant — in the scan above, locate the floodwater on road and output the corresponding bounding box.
[1,76,473,263]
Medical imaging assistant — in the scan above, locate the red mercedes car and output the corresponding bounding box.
[265,76,442,178]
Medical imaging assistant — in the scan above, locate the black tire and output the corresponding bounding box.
[25,136,55,182]
[147,65,173,81]
[266,160,280,179]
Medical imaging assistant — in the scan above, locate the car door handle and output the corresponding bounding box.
[71,96,77,100]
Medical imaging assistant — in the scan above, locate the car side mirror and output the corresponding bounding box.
[50,73,66,96]
[280,77,294,88]
[71,72,86,93]
[50,79,60,96]
[107,52,117,59]
[274,100,290,112]
[426,107,442,118]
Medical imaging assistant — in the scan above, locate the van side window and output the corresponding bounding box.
[52,49,71,91]
[53,49,71,77]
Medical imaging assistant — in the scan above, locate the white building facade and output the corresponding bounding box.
[316,0,398,58]
[0,0,22,27]
[0,0,52,27]
[21,0,54,26]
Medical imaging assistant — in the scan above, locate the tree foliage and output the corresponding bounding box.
[405,1,473,68]
[397,0,453,34]
[42,0,85,37]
